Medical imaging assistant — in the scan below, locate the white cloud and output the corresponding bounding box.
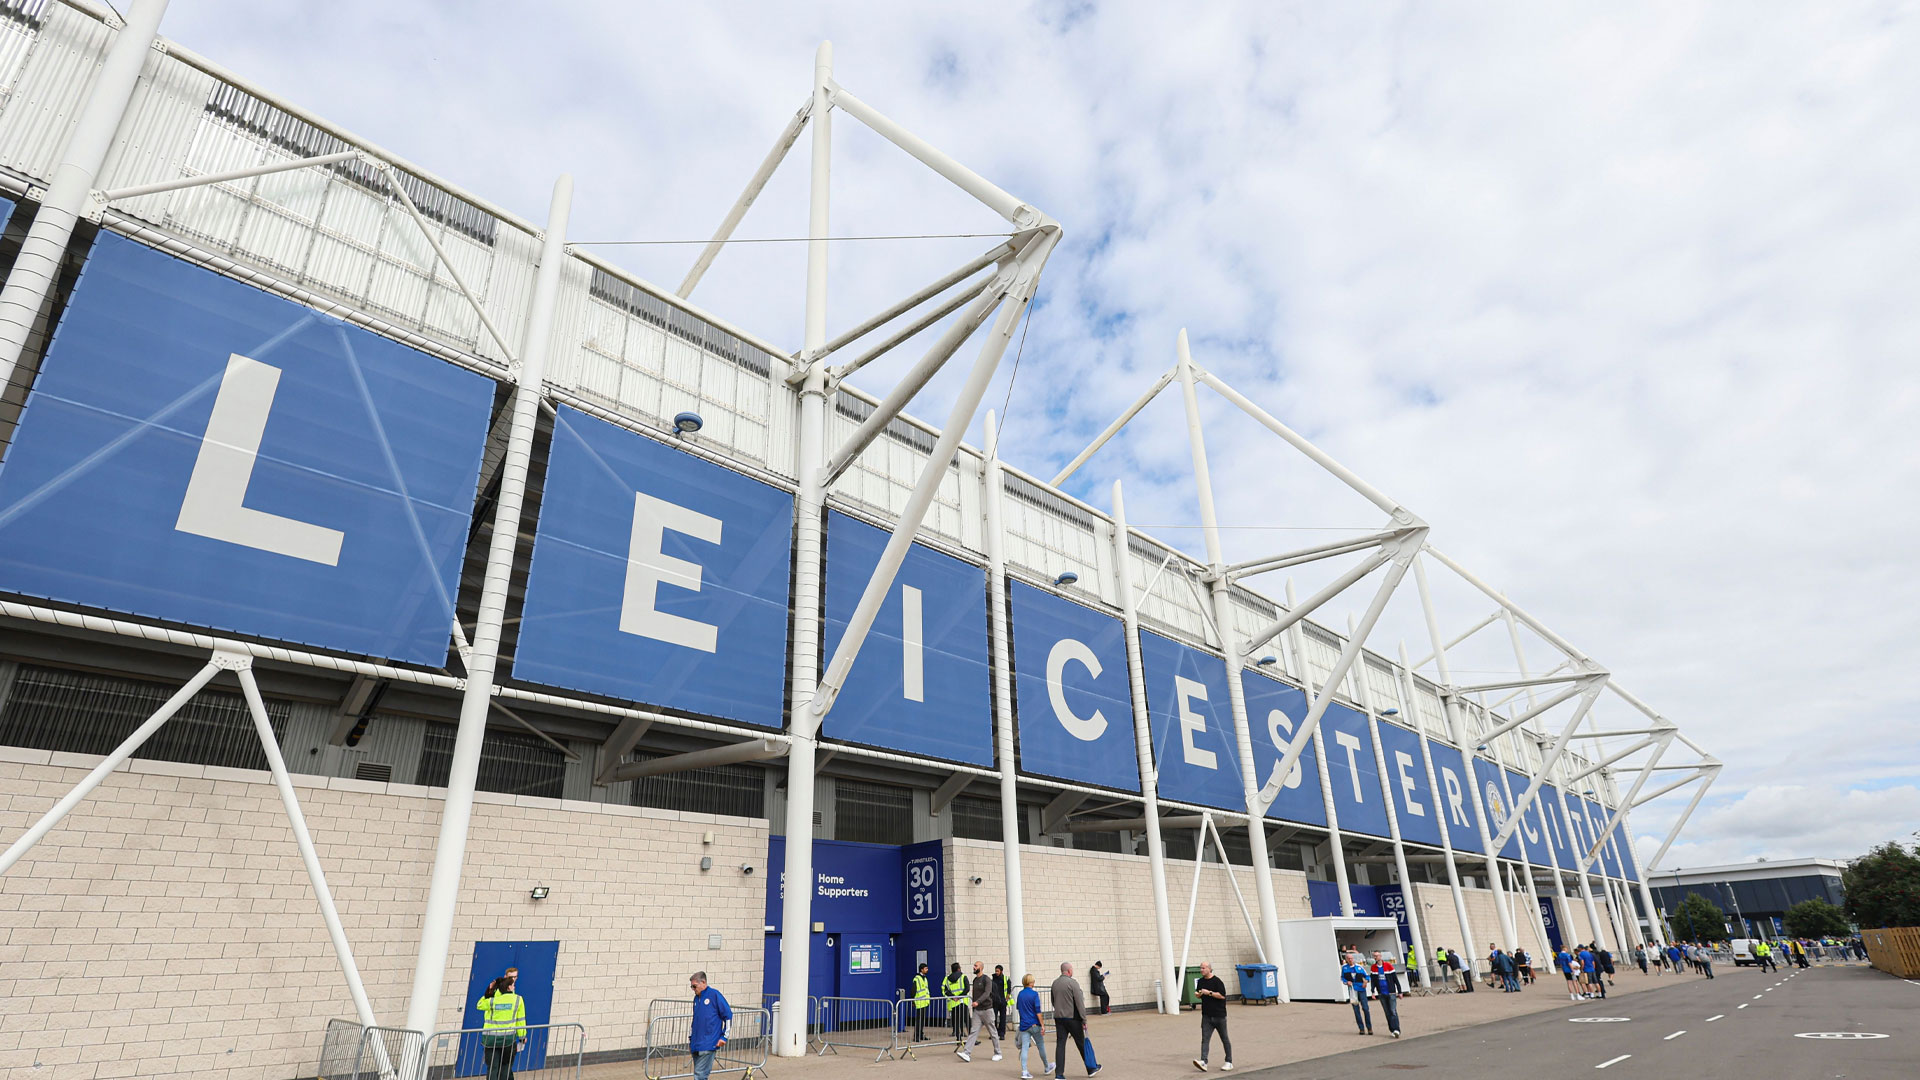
[157,1,1920,862]
[1645,784,1920,868]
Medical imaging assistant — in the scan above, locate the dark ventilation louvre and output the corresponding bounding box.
[353,761,393,783]
[1074,829,1124,854]
[1128,533,1181,563]
[587,268,774,378]
[1003,472,1095,530]
[831,391,950,459]
[0,0,47,31]
[0,664,288,772]
[833,779,913,845]
[1227,585,1277,619]
[630,753,766,819]
[951,794,1030,844]
[414,724,564,799]
[201,84,498,246]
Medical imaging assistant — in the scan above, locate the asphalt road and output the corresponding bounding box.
[1236,963,1913,1079]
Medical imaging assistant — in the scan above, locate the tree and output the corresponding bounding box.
[1671,892,1730,942]
[1844,843,1920,929]
[1783,898,1852,939]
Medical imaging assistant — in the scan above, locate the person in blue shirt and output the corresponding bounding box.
[1578,946,1603,999]
[1555,948,1577,1000]
[1015,973,1050,1080]
[688,971,732,1080]
[1368,952,1402,1038]
[1339,951,1372,1035]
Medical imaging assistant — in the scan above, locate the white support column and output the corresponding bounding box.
[1397,642,1475,977]
[1480,709,1552,959]
[1621,817,1667,950]
[1348,616,1428,987]
[1412,555,1518,950]
[774,41,835,1059]
[1551,780,1611,952]
[982,411,1025,980]
[1287,581,1351,917]
[0,0,169,395]
[234,661,380,1032]
[1175,330,1282,960]
[403,174,572,1038]
[1503,610,1580,956]
[1112,481,1183,1010]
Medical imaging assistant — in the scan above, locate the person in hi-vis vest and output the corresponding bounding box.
[476,972,526,1080]
[910,963,933,1042]
[942,963,970,1043]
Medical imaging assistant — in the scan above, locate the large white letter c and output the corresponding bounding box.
[1045,637,1107,741]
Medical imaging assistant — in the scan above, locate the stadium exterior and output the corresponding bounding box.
[0,3,1722,1077]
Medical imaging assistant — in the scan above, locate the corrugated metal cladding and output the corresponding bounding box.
[0,6,1614,792]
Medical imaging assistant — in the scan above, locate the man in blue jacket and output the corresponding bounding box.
[688,971,732,1080]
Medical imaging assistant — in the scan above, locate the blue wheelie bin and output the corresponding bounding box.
[1235,963,1279,1004]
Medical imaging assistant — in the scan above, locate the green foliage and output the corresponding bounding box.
[1783,898,1852,939]
[1671,892,1730,942]
[1843,843,1920,929]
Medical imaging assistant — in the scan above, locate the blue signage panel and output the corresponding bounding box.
[0,233,492,664]
[1321,701,1390,840]
[1239,670,1326,827]
[764,836,908,932]
[1424,741,1483,855]
[1502,768,1554,868]
[1583,797,1625,878]
[512,406,793,728]
[1615,821,1640,883]
[1007,580,1140,791]
[1139,630,1244,814]
[1373,719,1441,848]
[822,511,992,765]
[1470,756,1524,860]
[1539,784,1583,872]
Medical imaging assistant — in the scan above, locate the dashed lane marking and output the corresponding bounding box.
[1794,1032,1888,1040]
[1595,1055,1631,1069]
[1753,995,1763,999]
[1664,1030,1686,1040]
[1737,1004,1749,1009]
[1568,1018,1631,1023]
[1705,1015,1724,1022]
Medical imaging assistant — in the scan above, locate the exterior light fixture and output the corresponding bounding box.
[529,886,550,900]
[1054,571,1079,587]
[1380,707,1399,717]
[673,411,704,436]
[1475,743,1489,752]
[1256,656,1278,667]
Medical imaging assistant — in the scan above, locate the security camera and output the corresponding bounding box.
[741,863,756,875]
[970,876,983,885]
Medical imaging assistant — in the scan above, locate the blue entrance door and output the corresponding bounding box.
[1539,899,1563,952]
[459,941,559,1075]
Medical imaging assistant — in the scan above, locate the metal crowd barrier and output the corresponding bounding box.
[813,996,898,1061]
[891,998,963,1060]
[316,1018,366,1080]
[422,1023,585,1080]
[644,1007,771,1080]
[351,1026,426,1080]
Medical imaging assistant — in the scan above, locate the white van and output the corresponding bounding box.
[1728,938,1761,966]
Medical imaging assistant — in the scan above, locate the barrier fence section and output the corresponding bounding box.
[891,998,961,1060]
[644,1007,771,1080]
[352,1026,426,1080]
[423,1022,586,1080]
[813,996,898,1061]
[316,1018,366,1080]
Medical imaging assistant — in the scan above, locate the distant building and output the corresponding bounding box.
[1649,858,1848,938]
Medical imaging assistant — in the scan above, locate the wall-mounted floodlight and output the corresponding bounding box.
[1380,707,1399,717]
[1583,790,1596,798]
[529,886,550,901]
[1256,656,1279,667]
[673,411,704,437]
[1054,571,1079,587]
[1475,743,1489,752]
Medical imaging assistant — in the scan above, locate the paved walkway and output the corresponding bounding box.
[606,965,1731,1078]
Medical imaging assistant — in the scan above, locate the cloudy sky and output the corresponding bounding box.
[162,1,1920,870]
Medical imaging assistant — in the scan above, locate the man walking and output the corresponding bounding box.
[687,971,731,1080]
[1050,962,1100,1077]
[959,960,1002,1063]
[1190,960,1233,1071]
[910,962,932,1042]
[1370,951,1403,1038]
[992,965,1013,1039]
[943,963,970,1044]
[1340,950,1373,1035]
[1016,974,1050,1080]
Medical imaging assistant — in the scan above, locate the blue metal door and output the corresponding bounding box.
[459,941,559,1075]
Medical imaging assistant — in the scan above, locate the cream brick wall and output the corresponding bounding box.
[0,747,767,1080]
[942,840,1312,1008]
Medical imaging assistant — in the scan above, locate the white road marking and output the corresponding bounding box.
[1705,1015,1724,1022]
[1738,1004,1750,1009]
[1753,995,1763,999]
[1794,1032,1888,1040]
[1595,1055,1632,1069]
[1664,1030,1686,1040]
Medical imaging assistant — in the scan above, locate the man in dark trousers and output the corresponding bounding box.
[991,964,1013,1039]
[1370,951,1402,1038]
[1089,962,1110,1014]
[1050,962,1100,1077]
[943,963,970,1044]
[1191,960,1233,1070]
